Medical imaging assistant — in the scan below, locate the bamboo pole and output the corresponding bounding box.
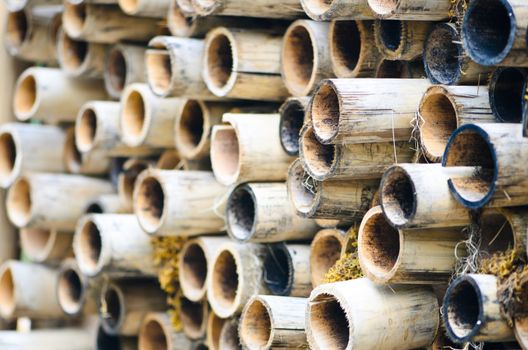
[20,227,73,264]
[203,27,288,101]
[239,295,308,350]
[301,0,373,21]
[418,85,495,162]
[134,169,225,236]
[13,67,106,123]
[375,59,425,78]
[121,83,184,149]
[307,278,439,350]
[329,20,381,78]
[226,183,318,242]
[210,113,294,186]
[63,128,111,175]
[96,323,138,350]
[279,97,310,156]
[310,78,430,144]
[179,236,231,302]
[206,312,226,350]
[6,172,113,230]
[118,158,155,211]
[0,260,63,319]
[281,20,333,97]
[424,23,492,85]
[462,0,528,67]
[180,296,208,339]
[57,28,107,79]
[118,0,170,17]
[139,312,193,350]
[56,259,92,316]
[104,44,146,99]
[374,20,431,61]
[368,0,451,20]
[100,280,167,336]
[443,274,514,343]
[5,0,62,11]
[0,329,93,349]
[0,123,65,188]
[219,318,240,350]
[263,243,311,297]
[73,214,157,277]
[84,194,128,214]
[62,3,162,43]
[443,123,528,208]
[190,0,303,18]
[207,241,268,318]
[489,67,527,123]
[310,228,347,287]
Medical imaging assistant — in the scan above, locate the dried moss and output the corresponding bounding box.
[323,227,363,283]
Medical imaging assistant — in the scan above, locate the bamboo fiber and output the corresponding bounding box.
[139,312,193,350]
[6,172,113,230]
[279,97,310,156]
[307,278,439,350]
[203,27,288,101]
[310,228,347,287]
[239,295,308,350]
[191,0,303,18]
[218,318,239,350]
[374,20,431,61]
[56,259,91,316]
[63,128,111,175]
[0,123,65,188]
[0,260,63,319]
[84,194,128,214]
[20,227,73,264]
[489,67,527,123]
[118,158,156,211]
[134,169,225,236]
[13,67,106,123]
[301,0,374,21]
[57,28,107,78]
[180,297,208,339]
[206,312,226,350]
[368,0,451,20]
[118,0,170,17]
[210,113,294,186]
[104,44,146,99]
[226,183,318,242]
[0,329,93,350]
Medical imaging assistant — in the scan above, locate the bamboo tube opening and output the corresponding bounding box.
[282,24,315,96]
[240,298,272,349]
[368,0,399,16]
[300,126,336,179]
[207,313,225,350]
[107,47,127,95]
[86,203,103,213]
[0,267,15,317]
[308,293,350,350]
[168,3,193,37]
[180,242,207,299]
[311,82,339,143]
[139,318,168,350]
[329,21,362,77]
[210,126,240,184]
[78,220,103,274]
[418,89,458,160]
[77,107,97,152]
[380,165,416,227]
[119,0,139,14]
[7,177,31,227]
[301,0,334,18]
[14,73,37,118]
[0,133,17,182]
[480,211,515,252]
[177,0,195,14]
[136,175,165,233]
[219,318,239,349]
[490,68,526,123]
[193,0,218,15]
[280,99,305,156]
[19,228,52,261]
[157,150,183,170]
[424,24,466,85]
[263,244,293,296]
[96,325,122,350]
[377,20,402,54]
[226,185,256,241]
[287,158,317,216]
[145,49,171,96]
[205,32,234,91]
[376,59,405,78]
[57,268,83,315]
[63,129,84,173]
[211,250,239,310]
[63,3,87,37]
[122,89,147,145]
[59,32,89,73]
[310,233,342,287]
[462,0,515,65]
[180,298,206,338]
[177,100,205,156]
[120,161,151,204]
[444,278,482,341]
[102,285,123,332]
[6,10,27,49]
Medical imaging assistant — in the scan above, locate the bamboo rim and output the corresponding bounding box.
[191,0,218,16]
[286,158,321,218]
[176,0,196,15]
[179,239,208,302]
[63,128,85,174]
[263,244,295,296]
[210,125,240,185]
[100,282,125,335]
[168,1,195,37]
[279,98,306,156]
[120,85,150,148]
[479,210,516,253]
[209,247,241,317]
[134,172,166,234]
[329,20,369,78]
[75,103,98,153]
[174,100,208,159]
[6,176,32,228]
[5,9,28,54]
[307,291,350,349]
[489,67,526,123]
[95,324,124,350]
[0,130,18,188]
[309,80,340,144]
[57,262,85,316]
[145,39,173,97]
[298,124,337,181]
[157,150,184,170]
[203,27,237,97]
[310,229,345,287]
[13,69,38,121]
[57,29,92,77]
[62,2,87,38]
[206,312,226,350]
[20,228,61,263]
[180,297,208,339]
[118,159,152,205]
[376,59,408,78]
[226,184,257,242]
[239,296,273,349]
[139,314,173,350]
[104,45,128,98]
[0,264,15,317]
[219,318,239,349]
[300,0,335,20]
[75,216,107,277]
[118,0,141,15]
[374,20,405,59]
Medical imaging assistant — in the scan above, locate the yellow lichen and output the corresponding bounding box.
[323,227,363,283]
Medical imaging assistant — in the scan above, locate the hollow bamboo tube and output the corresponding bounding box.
[180,296,208,340]
[84,194,128,214]
[207,312,226,350]
[96,323,138,350]
[20,228,73,264]
[368,0,451,20]
[219,318,240,350]
[179,236,232,302]
[62,3,162,43]
[57,28,107,79]
[310,78,431,144]
[63,128,111,175]
[156,149,184,170]
[375,59,425,78]
[0,123,65,188]
[301,0,373,21]
[418,85,495,162]
[13,67,106,123]
[139,312,193,350]
[226,183,318,243]
[489,67,527,123]
[307,278,439,350]
[0,329,93,349]
[104,44,146,99]
[0,260,63,319]
[462,0,528,67]
[443,123,528,208]
[203,27,288,101]
[329,20,381,79]
[5,0,62,11]
[443,274,514,343]
[190,0,303,18]
[310,228,347,287]
[279,97,310,156]
[118,0,170,17]
[424,23,492,86]
[121,83,183,149]
[287,158,377,221]
[299,124,414,181]
[263,243,311,297]
[374,20,431,61]
[56,259,91,316]
[380,163,474,229]
[240,295,307,350]
[281,20,333,97]
[479,207,527,254]
[74,214,157,278]
[207,241,268,318]
[118,158,155,211]
[210,113,294,186]
[6,172,113,230]
[134,169,225,236]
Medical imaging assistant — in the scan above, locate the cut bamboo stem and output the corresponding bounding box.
[210,113,294,186]
[310,78,430,144]
[368,0,451,20]
[56,259,91,316]
[375,59,425,78]
[20,228,73,264]
[100,280,167,336]
[310,228,347,287]
[489,67,527,123]
[5,0,62,11]
[203,27,288,101]
[74,214,157,278]
[279,97,310,156]
[63,128,111,175]
[0,123,65,188]
[96,323,138,350]
[301,0,374,21]
[57,28,107,78]
[206,312,226,350]
[134,169,225,236]
[239,295,308,350]
[180,296,208,340]
[13,67,106,123]
[418,85,495,162]
[479,208,526,254]
[191,0,303,18]
[443,274,514,343]
[118,158,156,211]
[84,194,128,214]
[462,0,528,67]
[104,44,146,99]
[219,318,240,350]
[0,329,93,349]
[139,312,193,350]
[374,20,431,61]
[118,0,170,17]
[6,172,113,230]
[443,123,528,208]
[307,278,439,350]
[226,182,318,242]
[0,260,63,319]
[207,241,268,318]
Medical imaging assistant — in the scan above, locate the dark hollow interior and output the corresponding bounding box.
[280,102,305,155]
[332,21,361,72]
[490,68,526,123]
[380,20,402,51]
[227,186,255,240]
[424,25,461,85]
[263,244,292,296]
[447,280,480,339]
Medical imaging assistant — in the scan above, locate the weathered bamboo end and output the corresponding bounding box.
[375,59,425,78]
[301,0,373,21]
[104,44,146,99]
[489,67,527,123]
[118,0,170,17]
[118,158,155,211]
[96,323,138,350]
[57,29,107,78]
[263,244,311,297]
[310,228,347,287]
[191,0,303,18]
[180,297,208,339]
[479,208,527,254]
[374,20,430,61]
[219,318,240,350]
[139,312,192,350]
[368,0,451,20]
[64,128,111,176]
[56,259,89,316]
[20,228,73,264]
[206,312,226,350]
[279,97,310,156]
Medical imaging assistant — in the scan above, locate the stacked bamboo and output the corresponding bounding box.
[1,0,528,349]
